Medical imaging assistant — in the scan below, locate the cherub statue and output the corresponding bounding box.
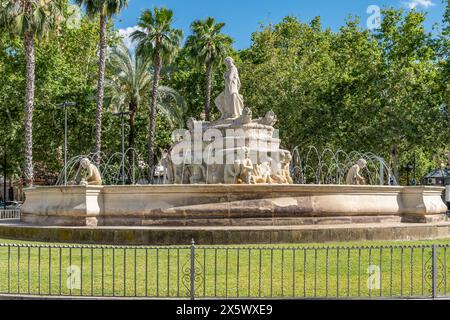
[253,158,272,184]
[79,158,102,186]
[240,107,252,125]
[346,159,367,185]
[238,148,255,184]
[224,160,242,184]
[258,110,277,126]
[271,150,293,184]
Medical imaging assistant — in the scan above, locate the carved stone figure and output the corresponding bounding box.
[207,164,223,184]
[258,110,278,126]
[161,152,174,184]
[186,117,196,132]
[240,107,252,124]
[281,151,294,184]
[253,158,272,184]
[162,57,292,186]
[346,159,367,185]
[224,160,242,184]
[79,158,102,186]
[238,148,255,184]
[271,150,293,184]
[189,164,206,184]
[214,57,244,119]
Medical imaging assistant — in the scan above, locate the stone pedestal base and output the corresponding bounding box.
[20,185,448,227]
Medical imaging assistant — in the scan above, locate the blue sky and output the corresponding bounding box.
[113,0,447,50]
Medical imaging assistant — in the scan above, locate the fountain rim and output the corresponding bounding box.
[24,184,445,194]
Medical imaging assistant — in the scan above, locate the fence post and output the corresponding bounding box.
[432,245,437,299]
[190,239,195,300]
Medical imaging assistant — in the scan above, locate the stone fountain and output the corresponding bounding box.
[12,57,450,244]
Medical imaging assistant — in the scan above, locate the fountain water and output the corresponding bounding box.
[290,146,397,186]
[55,149,167,186]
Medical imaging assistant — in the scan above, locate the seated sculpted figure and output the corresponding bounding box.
[346,159,367,185]
[237,148,255,184]
[271,151,293,184]
[79,158,102,186]
[224,160,242,184]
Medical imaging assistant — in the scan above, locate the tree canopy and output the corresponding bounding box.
[0,1,449,186]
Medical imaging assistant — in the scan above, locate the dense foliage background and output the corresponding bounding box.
[0,1,449,185]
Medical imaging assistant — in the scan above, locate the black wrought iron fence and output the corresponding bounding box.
[0,241,448,299]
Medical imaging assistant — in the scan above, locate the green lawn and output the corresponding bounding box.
[0,238,449,298]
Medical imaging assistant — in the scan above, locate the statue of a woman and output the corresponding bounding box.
[214,57,244,119]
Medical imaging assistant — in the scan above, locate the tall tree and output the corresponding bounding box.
[105,43,185,181]
[373,8,440,182]
[185,17,232,121]
[131,7,183,181]
[0,0,65,187]
[74,0,128,165]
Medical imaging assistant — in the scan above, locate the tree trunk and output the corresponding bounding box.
[23,30,35,187]
[94,12,107,165]
[447,144,450,169]
[205,61,213,122]
[128,102,137,184]
[148,50,162,182]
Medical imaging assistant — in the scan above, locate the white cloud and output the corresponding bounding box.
[402,0,435,9]
[117,26,141,51]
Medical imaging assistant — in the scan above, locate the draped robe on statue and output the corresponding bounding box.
[215,65,244,119]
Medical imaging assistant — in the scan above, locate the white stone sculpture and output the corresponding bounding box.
[238,148,255,184]
[224,160,242,184]
[240,107,252,124]
[214,57,244,119]
[346,159,367,185]
[271,150,293,184]
[258,110,278,126]
[79,158,102,186]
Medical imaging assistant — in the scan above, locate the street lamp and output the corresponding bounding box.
[57,102,77,186]
[112,111,130,185]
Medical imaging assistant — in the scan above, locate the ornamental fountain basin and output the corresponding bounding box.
[20,185,448,227]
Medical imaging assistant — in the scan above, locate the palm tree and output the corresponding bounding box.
[105,43,185,181]
[131,7,183,181]
[0,0,65,187]
[185,17,232,121]
[75,0,128,165]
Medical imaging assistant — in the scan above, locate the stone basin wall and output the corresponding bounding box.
[20,185,448,227]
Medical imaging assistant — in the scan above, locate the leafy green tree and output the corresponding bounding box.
[74,0,128,165]
[0,0,66,186]
[131,7,183,179]
[105,43,185,176]
[105,43,152,156]
[185,17,233,121]
[372,8,443,181]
